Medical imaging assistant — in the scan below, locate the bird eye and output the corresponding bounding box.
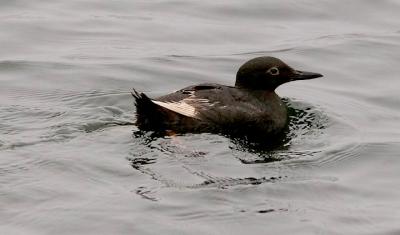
[267,67,280,76]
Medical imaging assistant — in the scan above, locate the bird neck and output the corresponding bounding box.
[239,88,278,99]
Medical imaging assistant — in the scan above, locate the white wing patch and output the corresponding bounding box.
[152,96,213,119]
[152,100,197,118]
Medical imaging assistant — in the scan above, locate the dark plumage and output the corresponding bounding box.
[132,56,322,137]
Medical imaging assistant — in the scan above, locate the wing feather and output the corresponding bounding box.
[152,100,198,118]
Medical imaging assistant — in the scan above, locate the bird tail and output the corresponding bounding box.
[131,88,165,131]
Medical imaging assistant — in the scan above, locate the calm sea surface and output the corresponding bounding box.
[1,1,400,234]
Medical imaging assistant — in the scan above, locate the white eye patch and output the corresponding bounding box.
[266,67,280,76]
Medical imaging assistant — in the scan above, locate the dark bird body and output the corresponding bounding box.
[133,56,322,137]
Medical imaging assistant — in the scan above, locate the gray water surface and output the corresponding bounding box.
[1,1,400,234]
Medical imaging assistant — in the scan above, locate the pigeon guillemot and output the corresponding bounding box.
[132,56,322,137]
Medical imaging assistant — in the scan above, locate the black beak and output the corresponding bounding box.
[290,70,323,81]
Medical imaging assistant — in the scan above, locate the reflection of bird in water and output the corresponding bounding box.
[132,56,323,140]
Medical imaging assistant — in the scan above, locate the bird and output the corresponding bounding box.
[132,56,322,138]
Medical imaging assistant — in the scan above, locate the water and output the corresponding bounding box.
[1,1,400,234]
